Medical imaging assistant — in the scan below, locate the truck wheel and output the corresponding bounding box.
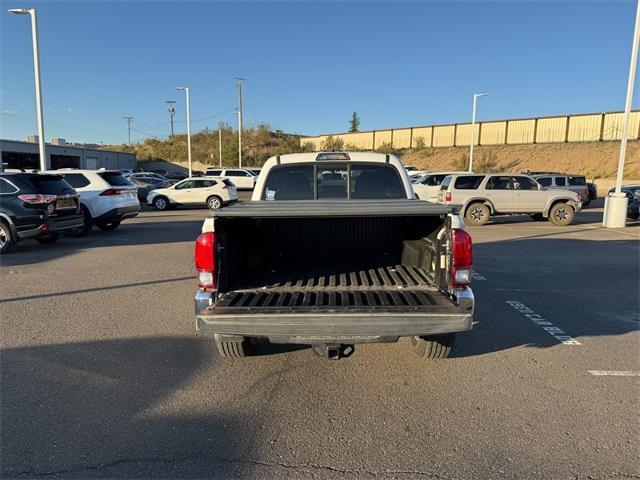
[0,220,15,254]
[465,203,490,226]
[548,202,574,226]
[530,213,545,222]
[35,233,60,244]
[215,337,254,358]
[411,333,455,359]
[207,195,222,210]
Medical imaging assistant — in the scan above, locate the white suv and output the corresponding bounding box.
[53,169,140,235]
[147,177,238,210]
[205,168,257,189]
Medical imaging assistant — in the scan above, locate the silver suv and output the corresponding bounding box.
[530,174,590,206]
[438,173,582,226]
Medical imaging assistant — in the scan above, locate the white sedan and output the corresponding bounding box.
[147,177,238,210]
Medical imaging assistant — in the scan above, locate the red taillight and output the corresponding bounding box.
[100,188,119,196]
[195,232,217,289]
[18,194,56,204]
[222,185,229,190]
[445,192,452,204]
[451,229,473,287]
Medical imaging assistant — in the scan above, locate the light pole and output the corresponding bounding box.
[9,8,46,170]
[175,86,192,177]
[218,122,223,167]
[604,0,639,228]
[235,77,244,168]
[165,100,176,136]
[235,108,242,168]
[468,93,488,172]
[122,116,133,145]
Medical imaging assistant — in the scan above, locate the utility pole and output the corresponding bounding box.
[165,100,176,136]
[468,93,488,172]
[604,0,640,228]
[235,77,245,168]
[9,8,46,170]
[218,123,223,167]
[122,116,133,145]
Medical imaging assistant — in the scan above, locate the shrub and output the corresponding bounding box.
[321,135,345,151]
[413,136,426,149]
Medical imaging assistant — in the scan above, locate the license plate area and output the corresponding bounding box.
[55,198,76,209]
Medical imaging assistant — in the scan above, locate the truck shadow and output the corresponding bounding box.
[0,336,257,478]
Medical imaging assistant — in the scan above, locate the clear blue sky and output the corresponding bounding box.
[1,1,638,145]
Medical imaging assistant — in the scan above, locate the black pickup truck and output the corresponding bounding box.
[194,152,474,360]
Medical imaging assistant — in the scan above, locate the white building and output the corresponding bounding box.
[0,138,136,171]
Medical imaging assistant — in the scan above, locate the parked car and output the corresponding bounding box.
[531,174,590,206]
[127,173,173,188]
[126,177,156,202]
[116,169,134,176]
[166,171,189,181]
[194,151,474,360]
[608,186,640,220]
[587,182,598,201]
[412,171,469,201]
[247,168,262,176]
[149,169,169,177]
[53,169,140,235]
[438,173,582,226]
[147,177,238,210]
[0,172,84,253]
[204,168,257,189]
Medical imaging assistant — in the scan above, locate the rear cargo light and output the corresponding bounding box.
[222,185,229,189]
[451,228,473,287]
[18,194,57,204]
[100,188,121,196]
[445,192,452,204]
[195,231,217,289]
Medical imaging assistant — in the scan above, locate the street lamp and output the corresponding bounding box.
[468,92,488,172]
[603,0,640,228]
[9,8,46,171]
[175,86,192,177]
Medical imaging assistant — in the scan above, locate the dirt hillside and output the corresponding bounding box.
[401,141,640,179]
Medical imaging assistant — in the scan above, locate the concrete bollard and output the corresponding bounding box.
[603,194,629,228]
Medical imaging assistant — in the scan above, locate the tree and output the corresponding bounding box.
[348,112,361,133]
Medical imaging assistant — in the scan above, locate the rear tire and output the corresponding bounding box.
[95,220,121,231]
[153,196,169,211]
[36,233,60,244]
[215,337,254,358]
[465,203,490,226]
[548,202,574,226]
[0,220,15,254]
[207,195,223,210]
[411,334,455,359]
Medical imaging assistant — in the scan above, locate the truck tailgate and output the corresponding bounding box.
[197,264,472,338]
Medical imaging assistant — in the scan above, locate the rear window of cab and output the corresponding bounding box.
[262,163,405,201]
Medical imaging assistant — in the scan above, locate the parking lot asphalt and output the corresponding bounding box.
[1,198,638,479]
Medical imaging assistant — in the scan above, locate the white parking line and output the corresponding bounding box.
[472,272,486,280]
[505,300,581,345]
[588,370,640,377]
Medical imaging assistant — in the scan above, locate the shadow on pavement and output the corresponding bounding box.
[453,235,639,358]
[0,219,204,267]
[0,336,256,479]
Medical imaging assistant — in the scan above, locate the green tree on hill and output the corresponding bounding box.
[349,112,361,133]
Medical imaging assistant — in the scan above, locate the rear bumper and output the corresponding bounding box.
[16,213,84,239]
[94,205,140,223]
[195,288,474,343]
